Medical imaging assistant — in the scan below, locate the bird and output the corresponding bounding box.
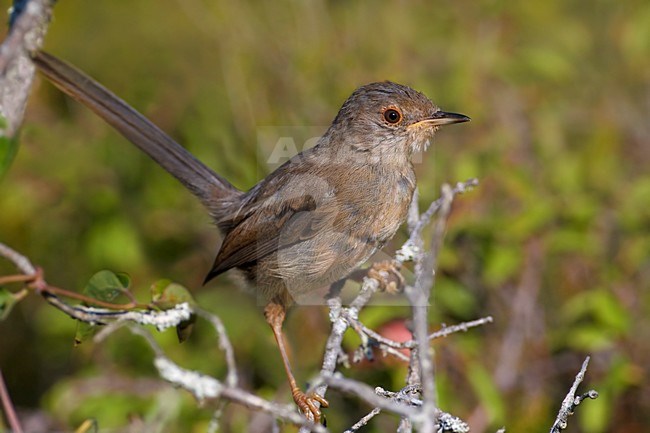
[32,51,469,422]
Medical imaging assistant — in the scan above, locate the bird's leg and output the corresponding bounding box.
[264,301,329,423]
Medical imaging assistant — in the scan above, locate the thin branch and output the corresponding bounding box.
[322,373,417,418]
[40,283,145,309]
[196,307,238,388]
[125,326,328,433]
[343,310,410,362]
[0,367,23,433]
[406,183,455,433]
[42,291,192,330]
[0,274,34,285]
[309,280,380,395]
[0,242,36,275]
[406,187,421,232]
[399,344,420,433]
[406,178,478,249]
[550,356,598,433]
[344,313,494,352]
[344,407,381,433]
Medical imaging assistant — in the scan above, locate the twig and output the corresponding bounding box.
[45,291,192,330]
[0,242,36,275]
[550,356,598,433]
[298,279,382,433]
[344,407,381,433]
[375,385,423,407]
[0,274,33,285]
[399,344,420,433]
[40,283,145,309]
[206,405,225,433]
[196,307,238,388]
[407,178,478,248]
[342,310,410,362]
[426,316,494,341]
[0,367,23,433]
[322,373,417,418]
[344,313,494,352]
[326,377,470,433]
[125,326,328,433]
[406,183,455,433]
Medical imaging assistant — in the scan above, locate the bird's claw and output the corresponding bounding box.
[293,389,329,423]
[368,260,405,293]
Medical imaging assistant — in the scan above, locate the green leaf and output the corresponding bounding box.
[150,279,196,309]
[0,288,18,321]
[175,315,197,343]
[74,270,132,346]
[150,279,196,342]
[74,323,96,347]
[84,270,131,302]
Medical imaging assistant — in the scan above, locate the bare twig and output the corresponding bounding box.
[322,373,417,418]
[426,316,494,341]
[344,407,381,433]
[550,357,598,433]
[406,183,455,433]
[41,283,146,309]
[0,242,36,275]
[344,314,494,352]
[407,178,478,249]
[342,310,410,362]
[196,307,238,388]
[0,274,33,285]
[0,367,23,433]
[124,326,328,433]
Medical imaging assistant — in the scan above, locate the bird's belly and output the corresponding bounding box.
[256,214,403,305]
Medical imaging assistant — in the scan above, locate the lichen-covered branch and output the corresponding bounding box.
[0,0,54,137]
[550,357,598,433]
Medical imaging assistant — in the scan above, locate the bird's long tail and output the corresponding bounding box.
[32,51,241,208]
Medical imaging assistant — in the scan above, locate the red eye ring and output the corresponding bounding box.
[383,107,402,124]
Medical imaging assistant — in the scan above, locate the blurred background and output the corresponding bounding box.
[1,1,649,432]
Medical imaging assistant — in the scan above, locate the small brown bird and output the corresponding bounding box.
[33,51,469,422]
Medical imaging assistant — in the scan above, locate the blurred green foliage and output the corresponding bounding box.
[1,0,649,432]
[0,116,19,178]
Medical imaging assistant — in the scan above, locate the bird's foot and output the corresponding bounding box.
[292,388,329,423]
[368,260,405,293]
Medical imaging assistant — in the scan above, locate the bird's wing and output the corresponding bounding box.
[204,191,337,282]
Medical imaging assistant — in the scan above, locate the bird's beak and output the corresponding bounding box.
[415,111,471,127]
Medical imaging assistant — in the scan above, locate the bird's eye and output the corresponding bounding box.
[383,108,402,124]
